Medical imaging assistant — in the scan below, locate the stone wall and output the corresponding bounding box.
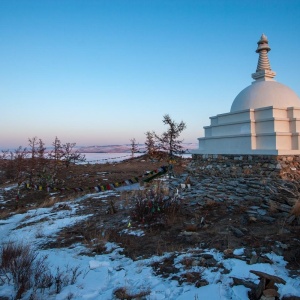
[185,154,300,218]
[190,154,300,180]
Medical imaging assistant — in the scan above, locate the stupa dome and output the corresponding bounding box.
[231,81,300,112]
[230,34,300,112]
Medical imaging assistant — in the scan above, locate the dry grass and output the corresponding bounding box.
[14,207,28,215]
[184,224,198,232]
[269,200,278,213]
[237,204,248,213]
[120,190,134,207]
[113,287,151,300]
[291,201,300,216]
[83,230,108,254]
[51,203,72,212]
[205,199,217,207]
[35,224,45,238]
[243,168,252,175]
[179,271,208,288]
[0,210,11,220]
[0,241,52,299]
[180,256,194,269]
[38,197,60,208]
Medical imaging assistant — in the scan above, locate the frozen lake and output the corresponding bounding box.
[82,152,142,163]
[82,152,192,164]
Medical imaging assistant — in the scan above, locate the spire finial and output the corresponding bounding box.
[251,34,276,81]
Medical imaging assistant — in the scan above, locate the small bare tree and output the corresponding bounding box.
[61,142,85,167]
[0,150,9,166]
[27,137,40,184]
[36,138,47,173]
[37,138,46,160]
[0,149,9,160]
[145,131,158,158]
[32,138,49,185]
[12,146,28,185]
[28,136,39,159]
[130,138,139,158]
[49,137,63,168]
[0,150,10,184]
[157,114,186,157]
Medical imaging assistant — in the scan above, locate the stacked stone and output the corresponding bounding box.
[190,154,300,180]
[183,154,300,222]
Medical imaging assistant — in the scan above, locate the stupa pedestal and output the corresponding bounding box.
[196,106,300,155]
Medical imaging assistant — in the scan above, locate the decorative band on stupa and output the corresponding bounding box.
[252,34,276,81]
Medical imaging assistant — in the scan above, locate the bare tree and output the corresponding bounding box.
[12,146,28,185]
[32,138,48,185]
[0,137,85,188]
[28,136,39,159]
[27,137,39,183]
[0,150,10,183]
[37,138,46,160]
[157,114,186,157]
[130,138,139,158]
[0,149,9,161]
[49,137,63,167]
[145,131,158,158]
[61,142,85,167]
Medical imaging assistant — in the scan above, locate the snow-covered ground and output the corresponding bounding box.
[0,185,299,300]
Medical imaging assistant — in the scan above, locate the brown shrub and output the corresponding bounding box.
[0,241,81,298]
[130,182,181,226]
[0,241,52,299]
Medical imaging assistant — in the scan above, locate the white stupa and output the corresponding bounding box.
[195,34,300,155]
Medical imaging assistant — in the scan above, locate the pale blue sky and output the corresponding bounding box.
[1,0,300,149]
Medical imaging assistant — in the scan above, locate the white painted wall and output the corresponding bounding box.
[197,106,300,155]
